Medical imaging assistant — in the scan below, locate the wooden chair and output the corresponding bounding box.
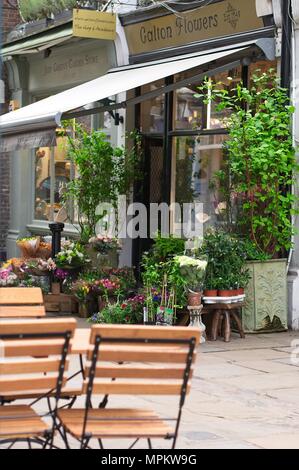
[58,324,200,449]
[0,318,76,449]
[0,287,46,318]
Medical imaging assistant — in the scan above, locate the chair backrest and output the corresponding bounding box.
[0,318,77,398]
[84,324,200,398]
[0,287,46,318]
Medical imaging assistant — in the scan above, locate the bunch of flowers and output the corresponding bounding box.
[174,255,208,293]
[22,258,56,276]
[55,241,89,268]
[0,266,18,287]
[70,279,91,302]
[88,235,120,254]
[99,267,136,292]
[54,268,70,281]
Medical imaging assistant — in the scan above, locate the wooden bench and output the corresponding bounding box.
[0,318,77,448]
[58,324,200,449]
[0,287,46,318]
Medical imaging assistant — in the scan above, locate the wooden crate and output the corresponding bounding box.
[44,293,78,314]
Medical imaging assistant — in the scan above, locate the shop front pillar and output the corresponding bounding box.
[287,0,299,329]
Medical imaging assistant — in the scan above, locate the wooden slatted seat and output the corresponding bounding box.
[58,324,200,449]
[58,408,173,439]
[0,405,49,440]
[0,318,77,448]
[0,287,46,318]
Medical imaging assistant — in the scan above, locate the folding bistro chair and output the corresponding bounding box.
[0,287,46,318]
[0,318,76,449]
[58,324,200,449]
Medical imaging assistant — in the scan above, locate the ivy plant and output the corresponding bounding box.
[197,71,299,257]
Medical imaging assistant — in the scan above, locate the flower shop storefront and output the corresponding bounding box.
[1,1,297,333]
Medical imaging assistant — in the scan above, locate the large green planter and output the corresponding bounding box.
[242,259,288,333]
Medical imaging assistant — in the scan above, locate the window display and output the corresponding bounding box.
[34,135,71,222]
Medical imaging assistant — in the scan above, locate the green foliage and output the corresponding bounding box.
[150,233,185,261]
[18,0,76,21]
[198,71,299,257]
[141,236,187,320]
[200,229,249,290]
[63,124,141,242]
[88,301,143,325]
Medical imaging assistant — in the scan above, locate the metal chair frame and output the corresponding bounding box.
[59,334,196,450]
[0,330,72,450]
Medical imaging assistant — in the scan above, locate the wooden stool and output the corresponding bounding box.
[203,302,245,342]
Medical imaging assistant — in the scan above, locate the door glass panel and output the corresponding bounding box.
[172,135,228,232]
[140,80,165,133]
[174,85,203,130]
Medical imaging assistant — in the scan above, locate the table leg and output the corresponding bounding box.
[210,310,221,341]
[223,311,231,342]
[232,310,245,339]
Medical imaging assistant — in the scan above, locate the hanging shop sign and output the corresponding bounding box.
[124,0,264,55]
[73,9,116,40]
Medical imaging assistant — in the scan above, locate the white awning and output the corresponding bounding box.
[0,38,274,152]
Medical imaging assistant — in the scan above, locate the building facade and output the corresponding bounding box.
[1,0,299,329]
[0,0,21,260]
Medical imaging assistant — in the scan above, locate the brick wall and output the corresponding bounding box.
[1,0,21,42]
[0,1,22,259]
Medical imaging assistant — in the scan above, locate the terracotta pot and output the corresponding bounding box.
[204,289,218,297]
[237,287,245,295]
[188,291,202,306]
[218,290,235,297]
[51,282,61,295]
[231,289,239,296]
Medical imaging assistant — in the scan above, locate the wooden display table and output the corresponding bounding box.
[202,302,245,342]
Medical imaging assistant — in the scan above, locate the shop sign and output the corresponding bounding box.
[0,130,56,153]
[124,0,264,55]
[73,9,116,40]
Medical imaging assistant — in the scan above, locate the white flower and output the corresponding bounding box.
[175,255,207,271]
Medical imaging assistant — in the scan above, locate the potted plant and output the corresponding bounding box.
[88,295,144,325]
[141,235,186,324]
[88,235,121,268]
[55,240,89,274]
[174,255,207,305]
[198,71,299,332]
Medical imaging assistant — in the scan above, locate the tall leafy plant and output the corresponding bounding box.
[63,123,141,242]
[197,71,299,257]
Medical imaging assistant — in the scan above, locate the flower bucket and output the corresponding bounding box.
[188,291,202,307]
[51,282,61,295]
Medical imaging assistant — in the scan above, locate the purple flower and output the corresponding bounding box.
[54,269,69,280]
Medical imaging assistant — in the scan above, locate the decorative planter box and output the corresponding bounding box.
[242,259,288,333]
[44,293,78,314]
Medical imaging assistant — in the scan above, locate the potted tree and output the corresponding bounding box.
[198,71,299,332]
[62,124,141,266]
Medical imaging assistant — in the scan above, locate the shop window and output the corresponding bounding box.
[34,134,73,222]
[34,113,113,223]
[249,59,278,83]
[140,79,165,133]
[174,85,203,130]
[172,134,228,232]
[173,66,242,130]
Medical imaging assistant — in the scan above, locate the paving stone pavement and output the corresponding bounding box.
[1,326,299,450]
